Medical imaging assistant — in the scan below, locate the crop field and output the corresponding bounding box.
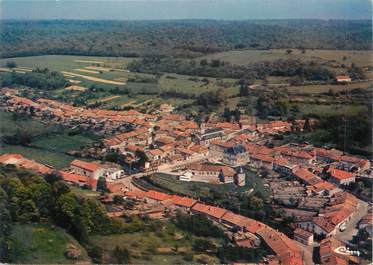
[0,55,134,72]
[10,223,90,264]
[202,49,373,67]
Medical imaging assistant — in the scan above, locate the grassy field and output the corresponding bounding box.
[292,103,367,116]
[0,111,56,137]
[287,81,372,94]
[0,111,97,168]
[10,223,90,264]
[90,221,219,264]
[142,169,269,200]
[0,55,133,72]
[202,49,373,67]
[159,74,239,96]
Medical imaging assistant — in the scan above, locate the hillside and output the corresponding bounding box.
[1,19,371,58]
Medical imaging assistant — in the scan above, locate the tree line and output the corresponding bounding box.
[1,20,371,58]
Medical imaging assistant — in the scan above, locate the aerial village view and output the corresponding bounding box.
[0,1,372,264]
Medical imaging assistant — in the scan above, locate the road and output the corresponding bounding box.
[335,198,369,244]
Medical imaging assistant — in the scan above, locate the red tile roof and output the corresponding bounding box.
[71,159,100,172]
[329,168,354,181]
[145,190,172,201]
[192,203,227,219]
[171,195,197,208]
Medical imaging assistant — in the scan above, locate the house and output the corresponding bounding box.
[192,128,224,147]
[0,153,53,175]
[319,237,360,265]
[185,163,236,184]
[335,75,352,83]
[221,211,250,231]
[314,148,343,163]
[239,115,256,129]
[222,144,249,166]
[329,168,356,186]
[171,195,197,212]
[249,154,274,169]
[293,228,313,246]
[339,155,370,172]
[292,168,322,186]
[209,140,234,161]
[281,150,313,166]
[273,157,295,176]
[70,159,103,179]
[145,190,172,204]
[191,203,227,222]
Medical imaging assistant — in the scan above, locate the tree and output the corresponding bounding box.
[248,196,263,210]
[239,79,250,97]
[193,238,215,252]
[96,177,108,193]
[113,246,131,263]
[303,118,311,132]
[200,59,208,66]
[5,61,16,68]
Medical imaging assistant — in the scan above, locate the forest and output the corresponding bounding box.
[1,19,371,58]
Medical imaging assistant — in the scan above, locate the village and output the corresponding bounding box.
[0,87,372,265]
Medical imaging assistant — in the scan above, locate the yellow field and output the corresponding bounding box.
[74,68,100,74]
[85,66,113,72]
[64,85,87,91]
[14,67,32,72]
[74,60,105,64]
[68,79,82,84]
[0,67,13,72]
[61,71,126,85]
[120,100,136,107]
[93,95,121,103]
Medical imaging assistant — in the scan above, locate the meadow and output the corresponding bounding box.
[0,111,97,168]
[202,49,373,67]
[90,221,220,264]
[10,223,90,264]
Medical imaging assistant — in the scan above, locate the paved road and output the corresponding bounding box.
[335,198,369,244]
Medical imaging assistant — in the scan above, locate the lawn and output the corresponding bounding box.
[201,49,373,67]
[9,223,90,264]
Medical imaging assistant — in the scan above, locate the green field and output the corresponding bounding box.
[10,223,90,264]
[0,55,133,72]
[0,111,57,137]
[287,81,372,94]
[141,169,269,199]
[90,222,219,264]
[293,103,367,116]
[0,111,97,168]
[202,49,373,67]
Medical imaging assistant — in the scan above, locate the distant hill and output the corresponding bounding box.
[0,19,371,58]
